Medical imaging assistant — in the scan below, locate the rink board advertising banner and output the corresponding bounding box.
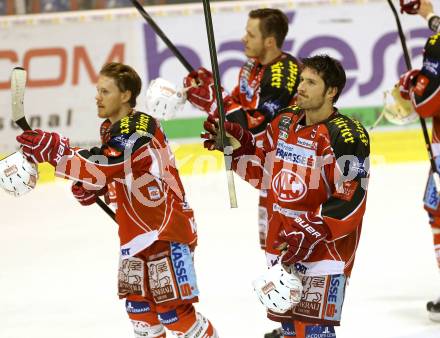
[0,0,433,153]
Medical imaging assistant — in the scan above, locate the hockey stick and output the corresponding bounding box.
[129,0,194,72]
[201,0,238,208]
[11,67,116,221]
[387,0,440,188]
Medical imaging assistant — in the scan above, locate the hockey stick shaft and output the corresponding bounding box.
[201,0,238,208]
[387,0,439,177]
[130,0,194,73]
[11,67,116,221]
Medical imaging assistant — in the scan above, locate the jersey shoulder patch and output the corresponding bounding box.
[327,114,369,149]
[106,111,157,156]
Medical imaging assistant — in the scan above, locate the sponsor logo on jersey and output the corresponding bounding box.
[286,60,299,94]
[272,169,307,202]
[271,61,285,89]
[275,140,316,168]
[147,186,161,200]
[324,275,345,322]
[158,309,179,325]
[239,74,256,102]
[281,322,296,336]
[305,325,336,338]
[278,115,292,133]
[330,117,355,144]
[262,100,281,116]
[424,58,439,76]
[272,203,304,219]
[170,242,199,300]
[147,257,179,303]
[111,135,136,149]
[297,137,317,150]
[279,130,289,140]
[333,180,358,202]
[294,262,308,274]
[126,301,151,314]
[118,257,144,296]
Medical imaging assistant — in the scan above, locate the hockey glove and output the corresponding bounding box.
[400,0,420,14]
[16,129,73,167]
[184,67,231,117]
[71,182,108,206]
[201,115,255,156]
[276,215,329,265]
[399,69,420,100]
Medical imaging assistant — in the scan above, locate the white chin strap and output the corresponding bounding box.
[0,151,38,197]
[146,78,186,121]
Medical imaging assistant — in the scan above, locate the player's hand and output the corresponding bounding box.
[201,115,255,156]
[399,69,420,100]
[276,215,329,265]
[71,182,108,206]
[16,129,73,167]
[400,0,421,14]
[184,67,228,116]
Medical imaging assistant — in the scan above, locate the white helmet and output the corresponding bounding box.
[0,151,38,197]
[146,78,186,120]
[382,84,418,125]
[252,263,303,314]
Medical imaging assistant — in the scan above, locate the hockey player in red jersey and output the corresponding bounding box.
[184,10,300,336]
[399,0,440,322]
[15,62,218,338]
[202,54,369,338]
[184,8,300,251]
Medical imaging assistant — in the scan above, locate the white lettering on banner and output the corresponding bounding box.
[272,169,307,202]
[275,140,316,168]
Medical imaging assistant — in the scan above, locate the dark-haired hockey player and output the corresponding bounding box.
[202,54,369,338]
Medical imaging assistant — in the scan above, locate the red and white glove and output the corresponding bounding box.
[71,182,108,206]
[276,215,329,265]
[16,129,72,167]
[400,0,420,14]
[183,67,230,116]
[201,115,255,156]
[399,69,420,100]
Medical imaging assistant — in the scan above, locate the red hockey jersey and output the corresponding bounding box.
[55,111,197,259]
[226,53,300,139]
[232,107,370,276]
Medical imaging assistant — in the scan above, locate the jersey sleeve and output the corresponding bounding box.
[411,33,440,118]
[318,117,370,240]
[226,55,300,135]
[55,112,157,189]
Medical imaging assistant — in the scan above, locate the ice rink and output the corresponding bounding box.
[1,161,440,338]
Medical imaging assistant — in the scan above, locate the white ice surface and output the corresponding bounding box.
[0,162,439,338]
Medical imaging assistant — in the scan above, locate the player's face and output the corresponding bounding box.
[95,75,127,121]
[296,68,328,110]
[242,18,265,59]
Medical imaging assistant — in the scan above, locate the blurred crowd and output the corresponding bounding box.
[0,0,231,15]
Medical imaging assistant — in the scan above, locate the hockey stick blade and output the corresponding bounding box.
[10,67,116,221]
[11,67,31,131]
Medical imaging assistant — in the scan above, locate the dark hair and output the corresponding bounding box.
[249,8,289,49]
[99,62,142,108]
[301,55,346,103]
